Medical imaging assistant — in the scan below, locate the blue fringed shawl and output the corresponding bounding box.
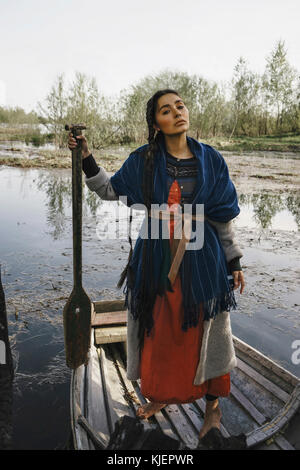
[110,135,240,334]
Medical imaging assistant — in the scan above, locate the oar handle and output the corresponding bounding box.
[66,123,87,289]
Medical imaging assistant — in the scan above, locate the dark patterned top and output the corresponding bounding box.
[166,152,198,205]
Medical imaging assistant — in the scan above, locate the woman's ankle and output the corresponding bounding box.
[206,398,219,410]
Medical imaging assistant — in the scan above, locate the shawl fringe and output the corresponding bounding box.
[123,282,237,335]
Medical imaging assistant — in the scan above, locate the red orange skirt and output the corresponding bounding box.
[140,180,230,404]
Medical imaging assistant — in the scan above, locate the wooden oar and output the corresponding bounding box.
[63,124,91,369]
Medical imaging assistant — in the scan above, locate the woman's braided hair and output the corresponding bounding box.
[118,88,180,348]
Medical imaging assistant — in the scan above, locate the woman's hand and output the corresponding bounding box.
[67,132,91,159]
[232,270,245,294]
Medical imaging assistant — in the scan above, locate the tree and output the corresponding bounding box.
[262,40,297,133]
[119,69,197,144]
[190,77,227,138]
[229,57,260,138]
[67,72,121,149]
[0,106,39,125]
[119,69,227,142]
[38,74,67,147]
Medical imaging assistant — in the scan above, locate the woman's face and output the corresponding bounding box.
[154,93,189,136]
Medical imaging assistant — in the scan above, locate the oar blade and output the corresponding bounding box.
[63,287,91,369]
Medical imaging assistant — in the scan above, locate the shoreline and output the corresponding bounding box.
[0,147,300,172]
[1,148,299,197]
[0,132,300,171]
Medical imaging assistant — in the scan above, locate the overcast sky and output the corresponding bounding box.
[1,0,299,112]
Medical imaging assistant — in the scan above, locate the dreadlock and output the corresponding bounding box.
[117,88,180,349]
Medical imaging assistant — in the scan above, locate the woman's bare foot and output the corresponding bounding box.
[136,401,166,419]
[198,399,222,439]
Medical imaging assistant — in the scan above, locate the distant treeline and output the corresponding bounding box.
[0,107,39,125]
[1,40,299,148]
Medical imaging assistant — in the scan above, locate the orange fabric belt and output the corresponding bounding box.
[149,209,206,285]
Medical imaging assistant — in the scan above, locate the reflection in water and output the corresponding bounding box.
[239,193,300,231]
[85,189,103,219]
[36,174,300,239]
[36,175,103,240]
[286,195,300,229]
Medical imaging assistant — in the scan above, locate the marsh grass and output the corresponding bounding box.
[0,145,135,171]
[206,134,300,152]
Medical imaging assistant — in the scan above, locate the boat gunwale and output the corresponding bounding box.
[233,335,300,388]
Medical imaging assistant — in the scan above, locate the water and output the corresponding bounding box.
[0,140,55,160]
[0,166,299,449]
[0,167,129,449]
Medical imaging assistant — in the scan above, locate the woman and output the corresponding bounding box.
[68,89,245,443]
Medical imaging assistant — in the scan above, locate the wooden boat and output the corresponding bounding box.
[71,299,300,450]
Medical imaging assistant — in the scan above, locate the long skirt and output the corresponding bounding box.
[140,180,230,404]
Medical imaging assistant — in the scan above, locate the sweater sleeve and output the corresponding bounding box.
[206,218,243,270]
[84,164,119,201]
[228,257,242,272]
[82,154,100,178]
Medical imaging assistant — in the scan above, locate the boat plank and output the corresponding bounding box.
[110,345,180,440]
[230,382,266,425]
[274,434,295,450]
[110,346,154,431]
[235,348,294,396]
[231,367,283,419]
[83,359,95,450]
[179,403,203,433]
[231,382,295,450]
[245,384,300,448]
[153,408,183,443]
[95,326,127,345]
[218,395,257,436]
[92,311,127,327]
[94,300,126,314]
[130,379,180,441]
[163,404,200,449]
[233,336,299,389]
[85,336,110,448]
[98,345,135,432]
[77,415,106,449]
[72,365,89,450]
[133,378,197,446]
[237,357,290,403]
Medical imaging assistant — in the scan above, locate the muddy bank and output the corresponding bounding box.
[1,141,299,181]
[0,143,134,171]
[223,151,300,195]
[233,224,300,318]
